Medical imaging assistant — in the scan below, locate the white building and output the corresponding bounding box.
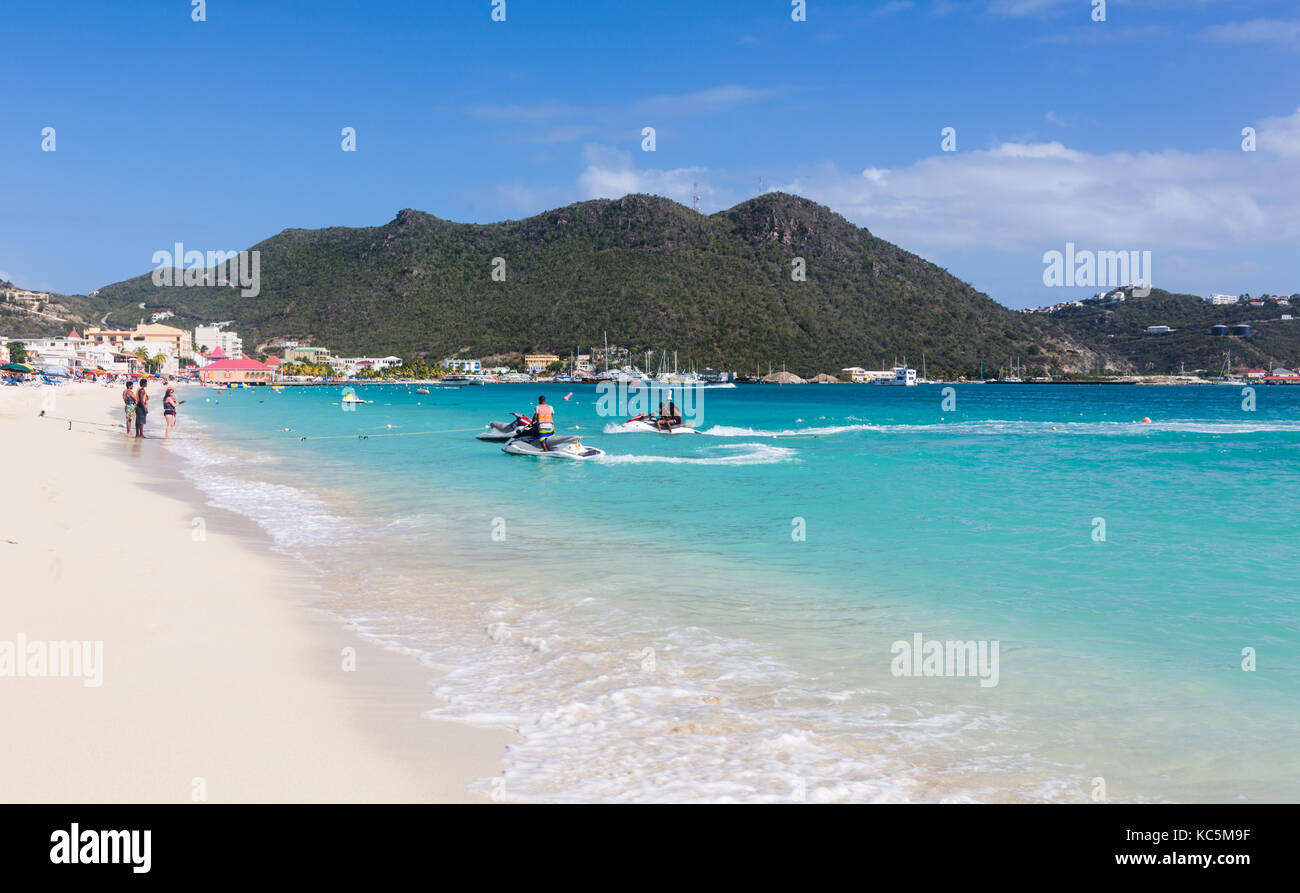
[330,355,403,374]
[132,341,182,375]
[444,359,482,373]
[841,366,896,383]
[194,324,243,359]
[23,330,135,374]
[1205,294,1238,305]
[1146,325,1173,334]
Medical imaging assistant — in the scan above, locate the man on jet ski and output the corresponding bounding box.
[655,402,672,431]
[654,399,683,431]
[530,395,555,451]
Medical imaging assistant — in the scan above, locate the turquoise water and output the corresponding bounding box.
[173,382,1300,802]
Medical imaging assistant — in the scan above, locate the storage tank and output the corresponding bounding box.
[1231,325,1252,336]
[1210,325,1229,336]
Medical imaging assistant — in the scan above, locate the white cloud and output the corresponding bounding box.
[634,85,785,118]
[471,85,783,145]
[746,109,1300,279]
[988,0,1070,17]
[1257,106,1300,157]
[571,109,1300,261]
[542,107,1300,301]
[872,1,915,17]
[1205,18,1300,46]
[576,146,711,208]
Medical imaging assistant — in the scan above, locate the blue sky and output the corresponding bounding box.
[2,0,1298,307]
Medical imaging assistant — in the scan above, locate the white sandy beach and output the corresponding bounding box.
[0,380,512,802]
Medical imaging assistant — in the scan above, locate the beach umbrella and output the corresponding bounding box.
[43,365,71,377]
[1,362,36,373]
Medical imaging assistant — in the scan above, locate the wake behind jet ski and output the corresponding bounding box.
[477,412,532,441]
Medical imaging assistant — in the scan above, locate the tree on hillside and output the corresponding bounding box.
[6,341,28,364]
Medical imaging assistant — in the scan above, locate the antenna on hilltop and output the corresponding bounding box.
[693,182,700,214]
[759,177,764,195]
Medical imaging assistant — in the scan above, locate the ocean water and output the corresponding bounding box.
[169,382,1300,803]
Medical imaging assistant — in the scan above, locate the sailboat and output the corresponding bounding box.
[1000,356,1024,384]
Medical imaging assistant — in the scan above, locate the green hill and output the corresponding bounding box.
[71,193,1107,378]
[1049,288,1300,373]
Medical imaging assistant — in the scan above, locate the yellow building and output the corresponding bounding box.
[524,353,561,372]
[285,345,331,364]
[83,323,193,357]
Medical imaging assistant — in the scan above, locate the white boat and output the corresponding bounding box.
[341,393,372,404]
[870,366,917,386]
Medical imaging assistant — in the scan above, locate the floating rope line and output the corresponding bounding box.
[40,414,486,441]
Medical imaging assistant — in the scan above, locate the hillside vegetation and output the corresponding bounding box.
[70,193,1106,378]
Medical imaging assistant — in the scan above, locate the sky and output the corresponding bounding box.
[1,0,1297,308]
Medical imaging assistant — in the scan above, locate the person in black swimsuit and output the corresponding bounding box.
[163,387,183,438]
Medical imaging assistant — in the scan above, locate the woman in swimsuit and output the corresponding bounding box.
[163,387,182,438]
[122,382,136,436]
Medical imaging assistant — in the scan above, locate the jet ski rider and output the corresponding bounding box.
[531,395,555,451]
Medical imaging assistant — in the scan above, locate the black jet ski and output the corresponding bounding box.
[477,412,532,441]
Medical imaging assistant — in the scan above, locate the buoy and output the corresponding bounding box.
[1141,417,1151,424]
[563,392,573,401]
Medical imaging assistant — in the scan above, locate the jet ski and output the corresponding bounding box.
[502,425,605,459]
[477,412,532,441]
[621,413,696,434]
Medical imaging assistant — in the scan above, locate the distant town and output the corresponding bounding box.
[4,282,1300,386]
[1021,288,1298,316]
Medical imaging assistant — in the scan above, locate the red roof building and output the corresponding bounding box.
[199,355,277,385]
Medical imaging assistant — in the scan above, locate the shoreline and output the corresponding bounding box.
[1,380,514,803]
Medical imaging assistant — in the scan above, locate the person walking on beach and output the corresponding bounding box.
[122,380,136,437]
[163,387,183,438]
[531,395,554,451]
[134,380,149,438]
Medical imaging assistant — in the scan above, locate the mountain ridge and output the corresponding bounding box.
[65,192,1113,377]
